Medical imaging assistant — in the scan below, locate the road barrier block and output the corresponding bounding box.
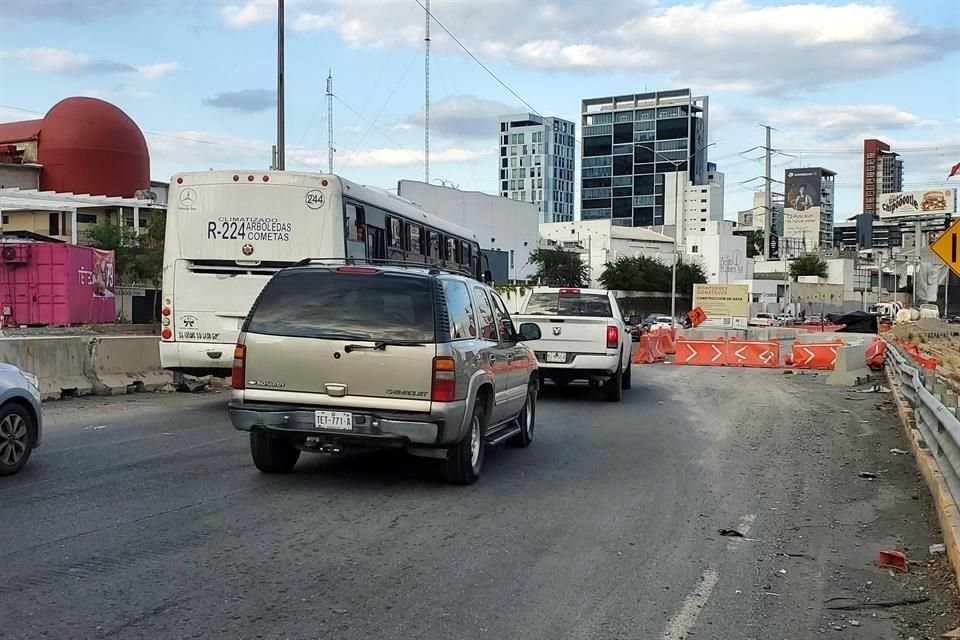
[674,338,726,366]
[826,345,873,386]
[89,337,172,395]
[725,338,780,368]
[632,336,652,364]
[790,340,842,370]
[0,336,94,399]
[653,329,676,355]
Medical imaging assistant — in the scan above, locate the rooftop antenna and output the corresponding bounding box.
[326,70,335,174]
[424,0,430,183]
[276,0,285,170]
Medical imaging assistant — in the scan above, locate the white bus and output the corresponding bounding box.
[160,170,482,376]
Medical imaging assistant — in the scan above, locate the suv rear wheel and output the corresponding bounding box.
[250,432,301,473]
[442,400,486,485]
[0,403,33,476]
[508,383,537,448]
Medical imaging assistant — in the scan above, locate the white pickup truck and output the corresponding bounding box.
[513,287,634,402]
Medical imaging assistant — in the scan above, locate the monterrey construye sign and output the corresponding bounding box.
[692,284,750,319]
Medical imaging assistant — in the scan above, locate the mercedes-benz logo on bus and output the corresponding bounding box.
[242,244,254,256]
[179,188,197,207]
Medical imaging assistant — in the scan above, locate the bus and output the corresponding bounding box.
[159,170,482,376]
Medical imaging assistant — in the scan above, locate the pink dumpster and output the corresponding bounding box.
[0,242,116,326]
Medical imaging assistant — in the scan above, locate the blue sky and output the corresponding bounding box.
[1,0,958,218]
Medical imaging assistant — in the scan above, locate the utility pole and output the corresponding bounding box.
[762,124,773,260]
[424,0,431,184]
[276,0,285,170]
[326,70,334,174]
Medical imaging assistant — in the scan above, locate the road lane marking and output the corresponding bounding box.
[659,566,720,640]
[727,513,757,547]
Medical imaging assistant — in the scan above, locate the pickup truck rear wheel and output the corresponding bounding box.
[250,432,301,473]
[442,401,486,485]
[603,360,624,402]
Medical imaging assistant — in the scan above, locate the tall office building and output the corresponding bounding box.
[498,113,576,223]
[580,89,709,227]
[863,139,903,216]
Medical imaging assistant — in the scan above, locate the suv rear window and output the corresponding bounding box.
[246,270,435,342]
[525,292,612,317]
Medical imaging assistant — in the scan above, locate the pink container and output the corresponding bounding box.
[0,242,116,326]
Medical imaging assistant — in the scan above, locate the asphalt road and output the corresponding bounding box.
[2,367,957,639]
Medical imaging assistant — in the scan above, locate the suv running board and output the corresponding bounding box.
[486,425,521,446]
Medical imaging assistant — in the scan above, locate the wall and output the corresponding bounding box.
[398,180,539,280]
[0,164,40,190]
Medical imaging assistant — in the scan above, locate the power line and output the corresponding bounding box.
[332,95,422,165]
[413,0,541,117]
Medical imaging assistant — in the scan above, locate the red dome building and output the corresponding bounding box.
[0,97,150,197]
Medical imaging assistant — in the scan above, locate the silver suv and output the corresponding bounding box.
[228,262,542,484]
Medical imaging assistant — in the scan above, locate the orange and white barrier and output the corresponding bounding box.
[674,338,726,366]
[725,338,780,368]
[790,340,842,370]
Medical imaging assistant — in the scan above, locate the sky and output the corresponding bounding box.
[1,0,959,219]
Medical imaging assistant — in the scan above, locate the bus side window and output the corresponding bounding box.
[366,226,386,260]
[446,237,456,264]
[388,217,404,258]
[429,230,441,262]
[462,242,472,269]
[409,223,423,255]
[346,204,366,241]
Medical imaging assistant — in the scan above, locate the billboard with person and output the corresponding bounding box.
[783,168,823,249]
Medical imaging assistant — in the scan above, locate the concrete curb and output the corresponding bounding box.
[887,364,960,592]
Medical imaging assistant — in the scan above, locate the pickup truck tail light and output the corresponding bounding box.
[432,356,456,402]
[606,325,619,350]
[232,344,246,390]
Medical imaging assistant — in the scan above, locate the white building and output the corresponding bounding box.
[397,180,539,280]
[684,221,754,285]
[498,113,576,223]
[539,219,674,287]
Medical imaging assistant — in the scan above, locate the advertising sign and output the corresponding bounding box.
[783,168,823,249]
[878,189,956,219]
[692,284,749,319]
[92,249,116,298]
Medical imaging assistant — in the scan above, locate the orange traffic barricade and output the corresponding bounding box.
[674,338,726,366]
[790,340,842,370]
[725,338,780,368]
[865,338,886,371]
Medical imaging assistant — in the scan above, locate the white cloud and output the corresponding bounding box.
[285,0,958,94]
[221,0,277,29]
[293,12,333,31]
[138,61,178,80]
[395,95,518,139]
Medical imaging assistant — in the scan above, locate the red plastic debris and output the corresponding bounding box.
[876,549,908,572]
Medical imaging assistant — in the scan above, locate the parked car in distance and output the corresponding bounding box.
[749,312,779,327]
[513,287,633,401]
[650,315,674,331]
[0,363,43,476]
[776,313,794,325]
[228,261,541,485]
[804,314,823,325]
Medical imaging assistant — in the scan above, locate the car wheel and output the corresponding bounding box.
[621,361,632,390]
[443,400,486,485]
[509,384,537,448]
[249,432,301,473]
[603,360,623,402]
[0,403,34,476]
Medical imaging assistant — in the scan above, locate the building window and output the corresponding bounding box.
[1,215,7,225]
[76,213,98,224]
[48,213,60,236]
[501,122,507,132]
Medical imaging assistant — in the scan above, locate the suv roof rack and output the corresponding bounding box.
[291,257,478,279]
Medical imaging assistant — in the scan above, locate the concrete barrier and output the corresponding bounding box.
[89,337,171,395]
[826,344,872,386]
[0,336,94,399]
[0,335,172,399]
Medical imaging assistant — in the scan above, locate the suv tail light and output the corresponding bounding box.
[431,356,456,402]
[232,344,246,390]
[606,325,619,350]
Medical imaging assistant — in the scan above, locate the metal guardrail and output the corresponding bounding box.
[885,340,960,508]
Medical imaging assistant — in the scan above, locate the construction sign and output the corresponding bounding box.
[930,218,960,279]
[692,284,749,319]
[687,307,707,327]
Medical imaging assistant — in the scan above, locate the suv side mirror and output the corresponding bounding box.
[517,322,541,342]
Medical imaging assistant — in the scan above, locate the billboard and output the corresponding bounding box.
[783,168,823,249]
[878,189,956,219]
[692,284,749,318]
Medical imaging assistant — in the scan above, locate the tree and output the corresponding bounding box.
[746,230,764,259]
[598,255,706,294]
[85,220,139,284]
[675,257,708,295]
[789,254,829,280]
[528,247,589,287]
[599,255,670,292]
